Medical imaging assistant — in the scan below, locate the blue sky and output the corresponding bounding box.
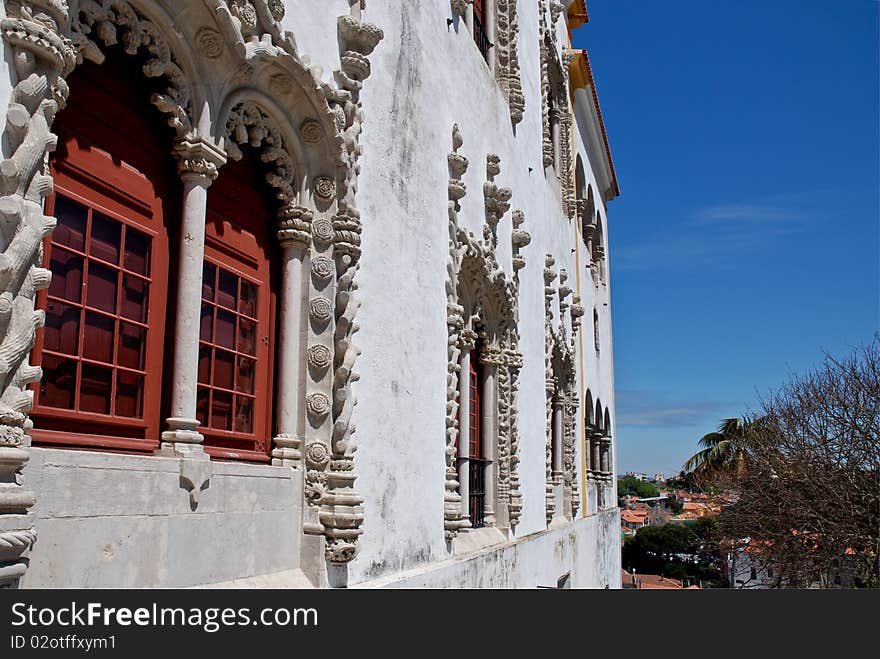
[572,0,879,477]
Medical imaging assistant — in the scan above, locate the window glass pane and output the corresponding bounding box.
[217,269,238,310]
[86,261,118,313]
[120,274,149,323]
[211,390,232,431]
[52,196,87,251]
[117,322,146,371]
[82,311,115,363]
[43,301,80,355]
[79,363,112,414]
[202,262,216,301]
[123,227,151,276]
[239,280,257,318]
[200,303,213,342]
[238,317,256,356]
[48,248,83,303]
[236,356,255,395]
[213,349,234,390]
[196,387,210,427]
[198,346,212,384]
[215,309,236,350]
[234,396,253,434]
[90,212,121,265]
[39,354,77,409]
[115,371,144,418]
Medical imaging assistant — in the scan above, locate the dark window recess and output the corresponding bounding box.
[467,350,488,528]
[473,0,490,63]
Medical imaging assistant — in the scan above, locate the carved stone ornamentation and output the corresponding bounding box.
[309,297,333,323]
[543,252,581,524]
[450,0,470,18]
[307,392,331,419]
[300,119,323,144]
[495,0,525,124]
[444,126,525,539]
[304,440,331,468]
[315,3,384,565]
[310,255,334,282]
[225,102,295,205]
[195,27,223,59]
[484,155,512,246]
[307,344,332,371]
[312,216,335,244]
[276,206,312,249]
[314,176,336,202]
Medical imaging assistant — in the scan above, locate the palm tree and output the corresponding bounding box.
[684,417,760,483]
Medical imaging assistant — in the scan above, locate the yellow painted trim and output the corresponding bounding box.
[567,33,589,517]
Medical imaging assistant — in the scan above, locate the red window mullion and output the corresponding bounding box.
[473,0,485,21]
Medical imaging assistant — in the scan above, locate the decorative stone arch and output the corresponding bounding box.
[543,253,582,525]
[444,125,526,542]
[539,1,575,215]
[0,0,384,585]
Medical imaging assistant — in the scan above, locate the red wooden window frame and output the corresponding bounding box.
[30,57,174,452]
[198,153,276,462]
[472,0,491,63]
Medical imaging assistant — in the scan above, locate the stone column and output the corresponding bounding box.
[272,207,313,466]
[600,435,611,475]
[481,358,497,527]
[552,397,564,481]
[551,108,562,173]
[159,139,225,457]
[457,347,471,525]
[486,0,497,72]
[591,430,602,477]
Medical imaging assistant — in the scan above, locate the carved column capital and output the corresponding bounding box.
[277,204,313,248]
[174,138,226,184]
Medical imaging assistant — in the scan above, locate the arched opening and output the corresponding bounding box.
[198,148,279,461]
[31,51,179,450]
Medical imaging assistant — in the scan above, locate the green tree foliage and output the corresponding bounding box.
[622,522,727,588]
[617,476,659,499]
[683,416,766,484]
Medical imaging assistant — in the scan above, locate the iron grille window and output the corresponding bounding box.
[469,457,490,528]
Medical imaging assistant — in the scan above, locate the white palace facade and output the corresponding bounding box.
[0,0,621,588]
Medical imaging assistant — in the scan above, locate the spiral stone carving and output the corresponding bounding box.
[314,176,336,201]
[307,393,331,418]
[307,345,332,370]
[195,27,223,59]
[312,217,335,244]
[311,256,334,282]
[300,119,323,144]
[305,441,331,468]
[309,297,332,322]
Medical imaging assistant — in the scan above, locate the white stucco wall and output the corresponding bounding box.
[1,0,621,588]
[281,1,620,584]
